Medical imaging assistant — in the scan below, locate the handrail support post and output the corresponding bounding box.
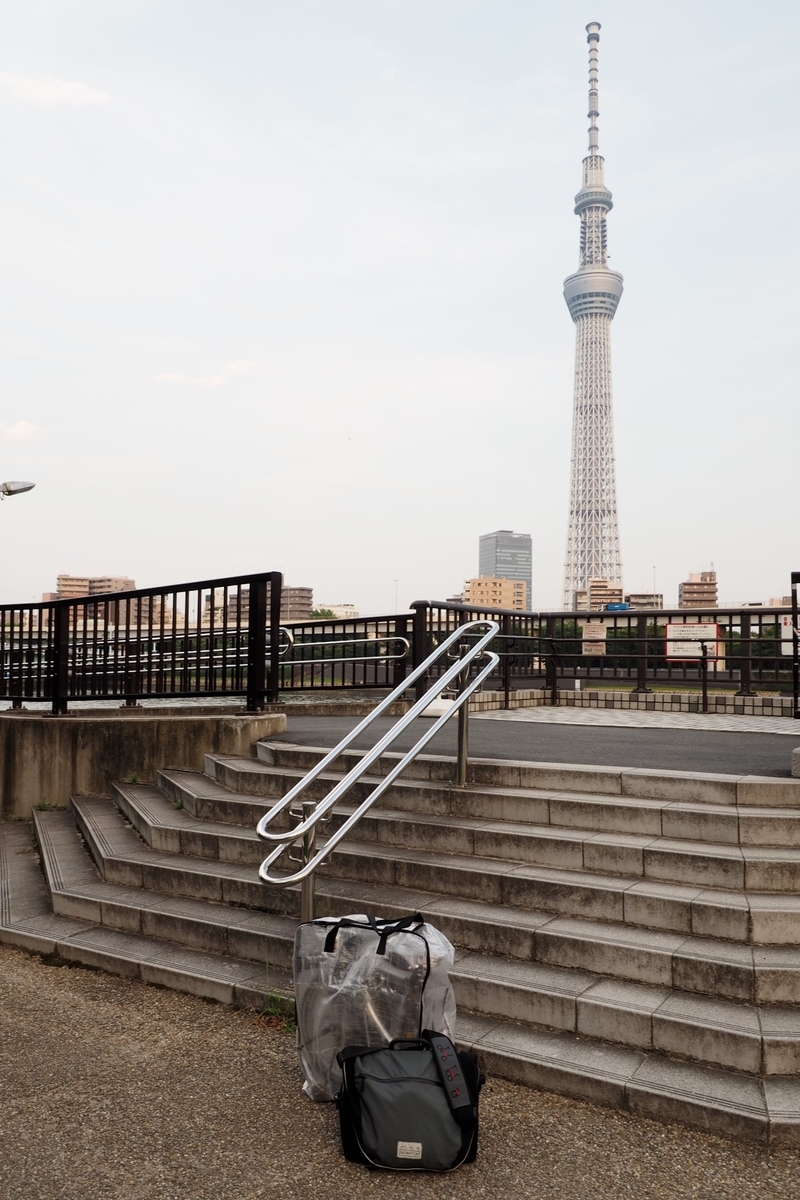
[455,648,470,786]
[456,694,469,788]
[300,800,317,922]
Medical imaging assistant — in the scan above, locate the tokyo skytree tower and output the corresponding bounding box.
[562,21,623,607]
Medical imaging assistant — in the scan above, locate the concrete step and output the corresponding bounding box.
[27,812,800,1076]
[158,768,286,827]
[458,1012,800,1146]
[143,774,800,896]
[33,809,298,966]
[3,819,293,1010]
[60,797,800,1000]
[255,741,800,809]
[112,782,266,864]
[74,791,800,947]
[201,754,800,846]
[0,818,95,955]
[452,953,800,1076]
[6,817,800,1145]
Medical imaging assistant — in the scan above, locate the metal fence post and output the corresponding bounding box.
[793,575,800,719]
[267,572,283,703]
[51,603,69,715]
[502,613,511,709]
[393,616,408,690]
[247,577,268,711]
[545,616,558,706]
[700,642,709,713]
[632,613,653,693]
[412,603,429,701]
[736,610,756,696]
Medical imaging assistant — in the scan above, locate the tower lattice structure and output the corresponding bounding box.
[562,21,623,608]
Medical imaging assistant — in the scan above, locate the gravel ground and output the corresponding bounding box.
[1,946,798,1200]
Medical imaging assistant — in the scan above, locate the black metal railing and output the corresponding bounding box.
[793,570,800,719]
[407,599,799,712]
[3,576,799,716]
[0,572,283,713]
[279,597,796,711]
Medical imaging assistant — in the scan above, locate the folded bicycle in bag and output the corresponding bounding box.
[293,912,456,1101]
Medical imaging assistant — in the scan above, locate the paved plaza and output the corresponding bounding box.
[276,710,800,778]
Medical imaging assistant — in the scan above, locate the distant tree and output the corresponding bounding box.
[309,608,335,619]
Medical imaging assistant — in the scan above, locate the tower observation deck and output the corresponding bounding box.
[562,21,623,608]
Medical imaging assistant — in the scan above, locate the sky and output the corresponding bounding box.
[0,0,797,613]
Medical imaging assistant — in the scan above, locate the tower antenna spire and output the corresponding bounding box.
[561,21,624,608]
[586,20,601,154]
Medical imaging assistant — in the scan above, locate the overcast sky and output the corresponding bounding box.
[0,1,797,613]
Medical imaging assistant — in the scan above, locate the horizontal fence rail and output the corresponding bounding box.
[278,615,411,691]
[0,572,283,713]
[2,579,799,715]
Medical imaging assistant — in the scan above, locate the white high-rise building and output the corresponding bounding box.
[562,22,623,608]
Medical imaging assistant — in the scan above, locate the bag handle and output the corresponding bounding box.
[336,1044,376,1067]
[322,912,424,954]
[423,1030,476,1127]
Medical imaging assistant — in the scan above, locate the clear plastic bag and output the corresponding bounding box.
[293,913,457,1101]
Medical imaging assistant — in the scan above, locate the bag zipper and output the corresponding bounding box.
[356,1070,442,1091]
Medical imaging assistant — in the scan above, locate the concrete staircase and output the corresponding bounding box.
[3,738,800,1145]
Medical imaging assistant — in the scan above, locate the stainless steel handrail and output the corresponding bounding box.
[276,628,294,657]
[256,620,499,919]
[282,634,409,667]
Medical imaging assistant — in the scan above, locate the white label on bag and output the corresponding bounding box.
[397,1141,423,1160]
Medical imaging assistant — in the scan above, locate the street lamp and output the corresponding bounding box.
[0,481,35,498]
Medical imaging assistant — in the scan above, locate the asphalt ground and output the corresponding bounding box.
[1,945,798,1200]
[273,715,797,778]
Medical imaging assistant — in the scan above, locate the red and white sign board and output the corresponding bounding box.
[781,613,796,656]
[665,623,720,660]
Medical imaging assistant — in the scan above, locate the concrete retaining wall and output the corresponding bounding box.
[0,711,286,820]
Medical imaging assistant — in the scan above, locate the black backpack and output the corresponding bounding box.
[336,1030,484,1173]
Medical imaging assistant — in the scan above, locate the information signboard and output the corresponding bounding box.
[581,623,607,658]
[665,623,720,660]
[781,613,795,656]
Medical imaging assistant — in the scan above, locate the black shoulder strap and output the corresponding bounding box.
[322,912,424,954]
[423,1031,475,1127]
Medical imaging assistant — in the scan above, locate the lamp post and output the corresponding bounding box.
[0,481,35,498]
